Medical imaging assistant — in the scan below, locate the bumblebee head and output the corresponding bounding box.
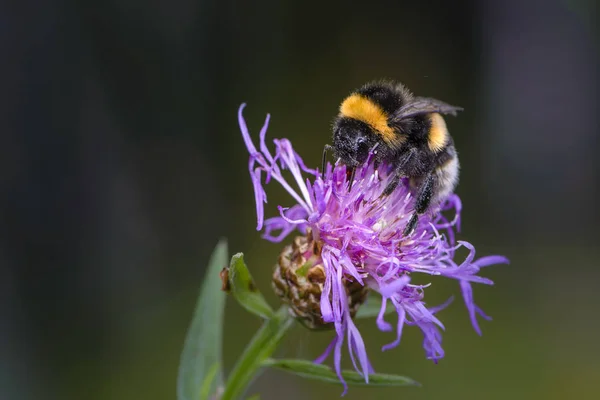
[332,117,377,167]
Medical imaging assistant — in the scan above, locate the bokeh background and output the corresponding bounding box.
[1,0,599,399]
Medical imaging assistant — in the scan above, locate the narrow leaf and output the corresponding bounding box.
[262,358,419,387]
[199,363,220,400]
[228,253,274,319]
[221,307,294,400]
[355,293,395,319]
[177,239,228,400]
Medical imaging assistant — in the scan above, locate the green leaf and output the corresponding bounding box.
[198,363,220,400]
[262,358,419,387]
[355,293,395,319]
[177,239,228,400]
[221,307,294,400]
[228,253,274,319]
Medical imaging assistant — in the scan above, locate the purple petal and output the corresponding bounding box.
[293,148,318,176]
[262,215,298,243]
[338,252,364,286]
[320,254,334,322]
[350,348,369,382]
[346,317,371,382]
[333,320,347,395]
[376,298,393,332]
[314,336,337,364]
[238,104,258,154]
[460,280,483,335]
[475,304,493,321]
[429,296,455,315]
[422,325,444,361]
[258,113,275,164]
[275,139,312,204]
[379,275,411,298]
[250,167,265,230]
[413,301,445,330]
[473,255,510,268]
[382,303,406,351]
[276,205,308,225]
[457,240,476,266]
[448,194,462,232]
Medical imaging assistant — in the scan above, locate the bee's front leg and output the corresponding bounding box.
[381,172,401,196]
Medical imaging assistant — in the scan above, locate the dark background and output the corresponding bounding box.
[1,0,599,399]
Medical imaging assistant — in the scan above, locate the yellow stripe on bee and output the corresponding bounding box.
[339,94,398,144]
[428,113,448,152]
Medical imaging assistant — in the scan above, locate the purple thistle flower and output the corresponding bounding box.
[238,104,509,391]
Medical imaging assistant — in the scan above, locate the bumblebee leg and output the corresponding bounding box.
[381,151,415,197]
[382,173,401,196]
[347,167,356,190]
[403,173,435,236]
[321,144,334,179]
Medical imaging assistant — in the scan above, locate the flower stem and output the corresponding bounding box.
[221,306,294,400]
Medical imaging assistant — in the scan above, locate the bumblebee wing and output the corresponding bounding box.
[391,97,463,121]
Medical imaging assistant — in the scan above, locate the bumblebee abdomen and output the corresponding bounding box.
[432,154,459,205]
[427,113,449,152]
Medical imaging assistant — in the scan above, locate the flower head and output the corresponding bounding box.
[238,104,508,392]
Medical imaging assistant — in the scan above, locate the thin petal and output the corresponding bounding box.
[258,113,275,164]
[333,320,347,395]
[347,317,371,382]
[262,209,304,242]
[379,275,411,298]
[382,304,406,351]
[429,296,455,315]
[238,103,257,154]
[376,297,393,332]
[250,167,265,230]
[275,139,313,206]
[320,253,334,322]
[276,206,309,225]
[460,280,483,335]
[474,255,510,268]
[314,336,337,364]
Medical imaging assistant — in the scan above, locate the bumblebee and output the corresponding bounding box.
[325,80,462,236]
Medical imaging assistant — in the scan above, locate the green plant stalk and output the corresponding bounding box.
[221,306,294,400]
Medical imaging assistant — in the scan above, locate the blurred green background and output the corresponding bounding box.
[1,0,599,399]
